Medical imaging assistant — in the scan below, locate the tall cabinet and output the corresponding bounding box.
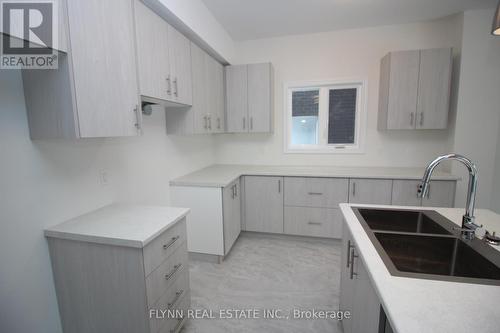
[23,0,141,139]
[226,63,274,133]
[378,48,452,130]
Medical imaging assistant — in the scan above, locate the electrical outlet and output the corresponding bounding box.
[99,169,109,186]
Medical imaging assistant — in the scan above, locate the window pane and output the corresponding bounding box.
[328,88,357,144]
[291,90,319,145]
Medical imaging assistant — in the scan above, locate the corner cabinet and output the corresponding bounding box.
[340,223,381,333]
[134,0,192,106]
[378,48,452,130]
[226,63,274,133]
[23,0,141,139]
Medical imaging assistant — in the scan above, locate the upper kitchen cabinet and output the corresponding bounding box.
[378,48,452,130]
[23,0,141,139]
[226,63,274,133]
[134,0,192,106]
[166,42,224,134]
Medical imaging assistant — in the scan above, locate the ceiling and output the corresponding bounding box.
[201,0,497,41]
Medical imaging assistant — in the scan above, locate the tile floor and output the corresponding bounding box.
[183,232,344,332]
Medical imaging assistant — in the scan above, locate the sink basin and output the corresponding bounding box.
[375,233,500,281]
[352,208,500,285]
[357,208,451,235]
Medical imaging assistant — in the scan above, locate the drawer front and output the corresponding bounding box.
[158,291,191,333]
[284,177,348,208]
[146,241,188,307]
[144,219,187,276]
[149,268,190,332]
[284,206,342,238]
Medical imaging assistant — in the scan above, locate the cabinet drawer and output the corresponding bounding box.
[149,268,190,332]
[284,207,342,238]
[284,177,348,208]
[158,291,191,333]
[146,241,188,307]
[143,219,186,276]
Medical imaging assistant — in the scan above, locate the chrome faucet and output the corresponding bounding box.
[419,153,480,240]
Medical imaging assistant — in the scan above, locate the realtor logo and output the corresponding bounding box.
[1,0,58,69]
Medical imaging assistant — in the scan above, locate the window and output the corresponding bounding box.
[285,79,366,153]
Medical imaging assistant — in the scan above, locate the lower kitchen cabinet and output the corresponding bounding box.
[349,179,393,205]
[340,222,381,333]
[392,179,456,207]
[223,179,241,255]
[284,207,343,238]
[243,176,284,233]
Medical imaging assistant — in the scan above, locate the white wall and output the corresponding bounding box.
[215,15,464,168]
[0,70,216,333]
[491,115,500,214]
[452,9,500,209]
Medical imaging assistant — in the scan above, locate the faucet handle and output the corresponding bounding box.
[484,231,500,245]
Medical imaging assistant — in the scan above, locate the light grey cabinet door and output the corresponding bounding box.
[223,180,241,255]
[284,207,342,239]
[351,256,381,333]
[66,0,140,138]
[416,48,452,130]
[349,179,392,205]
[422,180,456,208]
[340,224,355,333]
[190,42,209,133]
[248,63,272,132]
[168,25,192,106]
[243,176,284,233]
[391,180,422,206]
[134,0,170,102]
[226,65,248,133]
[387,50,420,130]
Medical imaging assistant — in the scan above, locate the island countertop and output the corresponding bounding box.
[340,203,500,333]
[170,164,459,188]
[44,204,190,248]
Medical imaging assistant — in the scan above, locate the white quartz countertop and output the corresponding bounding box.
[170,164,459,187]
[44,204,190,248]
[340,203,500,333]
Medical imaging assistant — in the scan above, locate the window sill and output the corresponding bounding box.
[284,146,365,154]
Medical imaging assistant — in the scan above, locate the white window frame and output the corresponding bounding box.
[284,78,367,154]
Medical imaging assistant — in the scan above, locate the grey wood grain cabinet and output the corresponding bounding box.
[378,48,452,130]
[226,63,274,133]
[135,0,192,106]
[392,179,456,207]
[348,179,393,205]
[166,42,224,134]
[23,0,141,139]
[243,176,284,233]
[223,179,241,255]
[340,223,381,333]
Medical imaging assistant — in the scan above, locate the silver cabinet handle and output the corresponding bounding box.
[165,263,182,280]
[166,75,171,95]
[170,317,184,333]
[173,77,178,97]
[346,240,353,268]
[308,192,323,196]
[203,116,208,130]
[278,179,281,193]
[163,236,180,250]
[133,105,142,132]
[349,248,358,279]
[243,117,246,130]
[307,221,322,225]
[217,117,221,130]
[352,182,356,197]
[167,289,184,309]
[410,112,414,126]
[419,112,424,127]
[234,184,238,197]
[250,117,253,130]
[231,184,235,199]
[208,116,212,130]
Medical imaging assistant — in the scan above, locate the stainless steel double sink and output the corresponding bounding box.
[353,208,500,285]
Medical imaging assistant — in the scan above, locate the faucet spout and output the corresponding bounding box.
[420,154,479,240]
